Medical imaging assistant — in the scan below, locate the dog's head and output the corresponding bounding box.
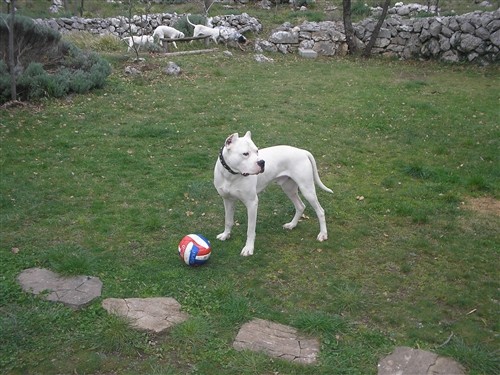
[223,131,265,176]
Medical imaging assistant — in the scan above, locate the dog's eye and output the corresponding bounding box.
[243,152,249,157]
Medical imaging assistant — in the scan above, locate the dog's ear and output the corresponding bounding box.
[225,133,239,148]
[244,131,252,139]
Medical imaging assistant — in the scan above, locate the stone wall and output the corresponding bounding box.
[33,12,262,38]
[33,7,499,64]
[257,9,500,64]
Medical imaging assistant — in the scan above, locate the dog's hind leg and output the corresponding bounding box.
[278,177,306,230]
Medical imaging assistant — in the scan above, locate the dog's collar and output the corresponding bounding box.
[219,146,250,176]
[219,147,239,175]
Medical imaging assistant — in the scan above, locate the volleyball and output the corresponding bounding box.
[178,234,211,266]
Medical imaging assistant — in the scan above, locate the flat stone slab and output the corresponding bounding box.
[233,318,320,364]
[378,346,466,375]
[298,48,318,58]
[102,297,189,333]
[17,267,102,309]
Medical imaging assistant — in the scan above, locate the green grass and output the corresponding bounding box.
[1,4,500,374]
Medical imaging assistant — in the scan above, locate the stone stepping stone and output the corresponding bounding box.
[233,318,320,364]
[378,346,466,375]
[17,267,102,310]
[102,297,189,333]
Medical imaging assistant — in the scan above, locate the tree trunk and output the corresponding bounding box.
[362,0,391,58]
[8,0,16,101]
[342,0,357,54]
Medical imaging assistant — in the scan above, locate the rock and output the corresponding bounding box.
[102,297,189,333]
[124,66,141,75]
[254,54,274,63]
[378,347,466,375]
[255,39,278,53]
[460,33,484,52]
[17,267,102,309]
[233,318,320,364]
[269,30,299,44]
[164,61,181,76]
[491,28,500,47]
[298,48,318,58]
[442,50,460,62]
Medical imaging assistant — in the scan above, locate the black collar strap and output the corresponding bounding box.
[219,147,239,175]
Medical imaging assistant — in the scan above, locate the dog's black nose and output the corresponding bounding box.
[258,160,265,172]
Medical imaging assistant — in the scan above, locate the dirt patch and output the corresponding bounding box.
[466,197,500,216]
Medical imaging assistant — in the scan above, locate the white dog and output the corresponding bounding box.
[123,35,154,52]
[153,25,185,49]
[214,131,333,256]
[186,15,220,44]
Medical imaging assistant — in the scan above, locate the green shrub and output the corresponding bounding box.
[47,69,71,98]
[16,63,50,100]
[352,0,372,17]
[0,13,61,69]
[0,60,10,102]
[0,14,111,103]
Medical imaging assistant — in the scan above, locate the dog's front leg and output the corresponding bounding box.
[241,197,258,256]
[217,198,235,241]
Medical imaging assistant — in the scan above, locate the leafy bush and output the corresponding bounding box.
[15,63,51,100]
[0,60,10,99]
[352,0,372,17]
[0,13,111,103]
[0,13,61,68]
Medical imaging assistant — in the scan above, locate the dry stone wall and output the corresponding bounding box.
[33,12,262,38]
[258,9,500,64]
[33,7,499,64]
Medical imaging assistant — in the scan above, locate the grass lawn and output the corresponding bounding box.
[1,6,499,374]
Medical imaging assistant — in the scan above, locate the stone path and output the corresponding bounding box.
[233,318,320,364]
[378,346,466,375]
[102,297,189,333]
[17,267,102,310]
[17,268,468,373]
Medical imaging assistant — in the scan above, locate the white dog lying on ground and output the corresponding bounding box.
[153,25,185,49]
[214,131,333,256]
[122,35,154,52]
[186,15,220,44]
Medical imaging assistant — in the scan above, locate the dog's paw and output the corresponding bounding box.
[317,232,328,242]
[240,246,254,256]
[217,232,230,241]
[282,222,296,230]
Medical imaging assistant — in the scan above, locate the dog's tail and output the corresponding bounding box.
[186,14,195,27]
[307,152,333,193]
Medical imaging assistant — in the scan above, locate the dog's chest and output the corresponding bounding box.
[215,173,257,200]
[215,178,241,198]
